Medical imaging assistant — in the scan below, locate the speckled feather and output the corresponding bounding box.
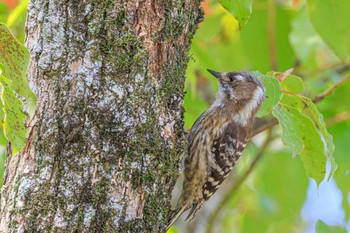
[183,107,252,221]
[167,70,265,229]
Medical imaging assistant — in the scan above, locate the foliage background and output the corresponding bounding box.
[0,0,27,189]
[181,1,350,232]
[0,0,349,232]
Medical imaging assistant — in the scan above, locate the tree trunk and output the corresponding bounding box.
[0,0,202,232]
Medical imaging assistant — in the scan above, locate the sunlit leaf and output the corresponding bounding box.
[220,13,239,40]
[254,72,282,118]
[0,22,36,118]
[306,0,350,62]
[217,0,252,30]
[0,73,26,154]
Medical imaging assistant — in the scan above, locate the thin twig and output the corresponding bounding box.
[252,119,277,137]
[206,130,274,233]
[313,75,350,103]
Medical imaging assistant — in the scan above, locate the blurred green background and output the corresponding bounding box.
[181,0,349,232]
[1,0,349,232]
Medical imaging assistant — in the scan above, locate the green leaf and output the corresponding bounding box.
[280,95,304,111]
[306,0,350,62]
[254,72,283,118]
[281,74,304,93]
[0,74,26,154]
[272,105,304,157]
[279,74,305,110]
[218,0,253,30]
[298,112,327,184]
[273,104,327,184]
[316,220,347,233]
[302,97,337,178]
[0,22,36,118]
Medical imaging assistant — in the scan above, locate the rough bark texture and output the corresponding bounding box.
[0,0,202,232]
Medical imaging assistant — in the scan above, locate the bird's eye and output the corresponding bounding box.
[229,75,236,82]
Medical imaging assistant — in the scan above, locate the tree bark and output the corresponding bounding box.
[0,0,202,232]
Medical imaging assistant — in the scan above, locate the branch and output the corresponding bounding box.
[313,75,350,103]
[206,130,273,233]
[252,118,277,137]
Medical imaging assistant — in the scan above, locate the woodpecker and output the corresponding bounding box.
[167,69,265,229]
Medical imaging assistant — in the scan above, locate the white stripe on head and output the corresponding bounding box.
[235,75,246,81]
[233,86,265,126]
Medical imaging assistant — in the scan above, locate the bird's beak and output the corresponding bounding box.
[207,69,222,79]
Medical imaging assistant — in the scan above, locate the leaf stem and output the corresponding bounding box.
[276,68,294,82]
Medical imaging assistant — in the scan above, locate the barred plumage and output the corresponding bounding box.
[167,70,265,230]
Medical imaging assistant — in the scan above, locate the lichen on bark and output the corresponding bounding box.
[0,0,202,232]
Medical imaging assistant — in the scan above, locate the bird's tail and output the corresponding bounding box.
[166,205,188,231]
[184,201,203,222]
[166,200,205,231]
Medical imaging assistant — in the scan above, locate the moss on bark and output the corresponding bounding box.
[0,0,203,232]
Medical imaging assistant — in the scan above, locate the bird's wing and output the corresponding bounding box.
[186,122,250,222]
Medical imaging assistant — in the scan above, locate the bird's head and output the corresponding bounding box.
[207,69,265,104]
